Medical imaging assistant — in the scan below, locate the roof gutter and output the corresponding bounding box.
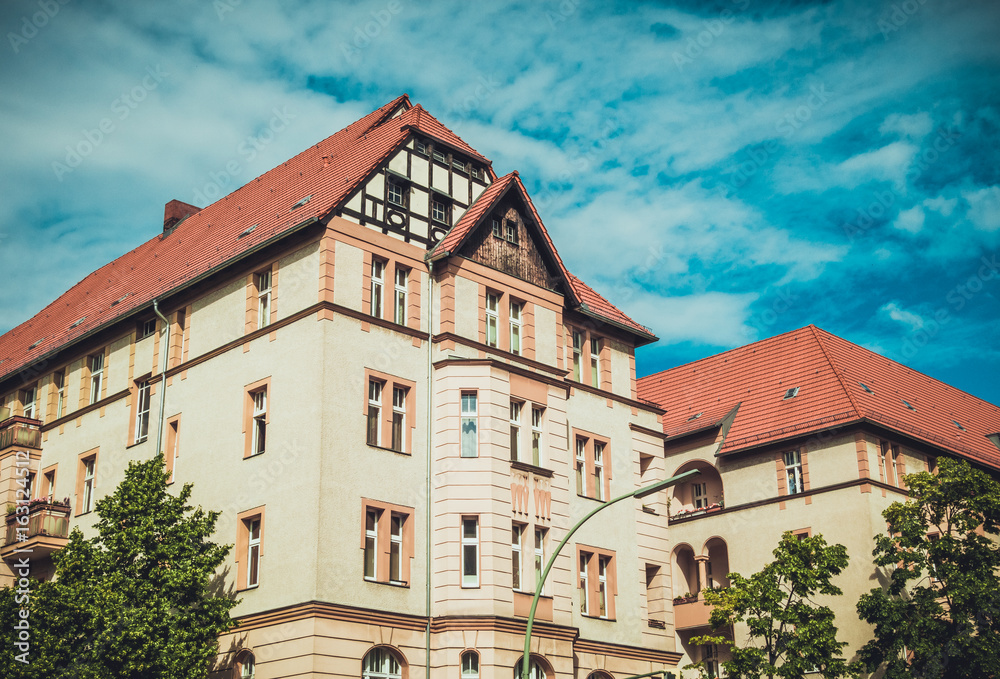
[152,299,170,461]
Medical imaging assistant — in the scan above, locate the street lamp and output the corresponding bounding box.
[519,469,701,679]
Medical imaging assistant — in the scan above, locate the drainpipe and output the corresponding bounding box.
[425,260,434,679]
[152,300,170,459]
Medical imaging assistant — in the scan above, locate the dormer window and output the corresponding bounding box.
[415,140,427,155]
[859,382,875,395]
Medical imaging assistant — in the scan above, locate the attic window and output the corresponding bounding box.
[433,150,446,163]
[453,159,466,172]
[783,387,800,400]
[28,338,44,350]
[70,316,86,328]
[431,199,451,225]
[491,218,502,238]
[687,412,702,421]
[987,433,1000,451]
[504,219,518,245]
[952,419,967,432]
[859,382,875,395]
[471,167,483,180]
[414,140,427,155]
[291,195,312,210]
[901,399,917,411]
[237,224,258,239]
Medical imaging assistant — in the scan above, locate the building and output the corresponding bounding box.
[636,325,1000,676]
[0,95,683,678]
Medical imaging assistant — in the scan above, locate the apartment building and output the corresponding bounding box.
[637,325,1000,676]
[0,96,682,678]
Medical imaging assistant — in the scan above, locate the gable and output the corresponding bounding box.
[458,195,561,290]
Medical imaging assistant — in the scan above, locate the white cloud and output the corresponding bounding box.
[893,205,925,233]
[879,112,933,139]
[622,290,760,347]
[880,302,924,331]
[833,141,917,188]
[923,195,958,216]
[963,185,1000,232]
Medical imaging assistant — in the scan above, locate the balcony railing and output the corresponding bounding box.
[0,416,42,451]
[673,592,717,631]
[3,502,71,551]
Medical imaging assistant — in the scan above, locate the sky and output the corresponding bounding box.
[1,0,998,404]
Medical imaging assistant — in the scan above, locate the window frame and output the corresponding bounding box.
[363,646,404,679]
[76,450,98,516]
[461,391,478,458]
[243,378,271,459]
[510,300,523,356]
[251,389,267,456]
[54,369,66,419]
[21,385,37,420]
[133,379,151,444]
[590,338,600,388]
[255,269,272,330]
[461,516,480,588]
[370,258,386,319]
[246,517,261,589]
[531,406,544,467]
[365,370,416,454]
[393,267,408,326]
[784,449,803,495]
[509,400,523,462]
[235,507,265,592]
[386,177,407,208]
[512,522,524,592]
[577,544,618,620]
[485,292,499,348]
[88,352,104,405]
[461,650,480,679]
[361,499,414,586]
[534,527,546,595]
[368,379,383,447]
[573,430,612,501]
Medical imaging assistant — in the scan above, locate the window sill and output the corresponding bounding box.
[577,493,608,503]
[75,510,93,518]
[366,443,410,457]
[364,578,410,589]
[510,460,553,478]
[581,613,616,622]
[245,451,266,459]
[125,438,148,450]
[237,584,259,593]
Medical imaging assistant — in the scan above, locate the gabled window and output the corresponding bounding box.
[133,379,151,444]
[393,267,408,325]
[370,259,385,319]
[255,270,272,329]
[509,401,523,462]
[485,292,499,348]
[88,353,104,405]
[461,392,478,458]
[784,450,803,494]
[462,516,479,587]
[510,301,523,356]
[531,406,543,466]
[368,380,382,447]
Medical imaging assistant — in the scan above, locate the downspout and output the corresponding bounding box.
[425,260,434,679]
[152,300,170,459]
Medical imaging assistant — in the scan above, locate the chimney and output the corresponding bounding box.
[163,199,200,232]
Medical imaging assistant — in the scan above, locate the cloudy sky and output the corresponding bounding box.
[1,0,998,403]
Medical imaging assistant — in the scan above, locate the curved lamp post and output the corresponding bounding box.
[520,468,701,679]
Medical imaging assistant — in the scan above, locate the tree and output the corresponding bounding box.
[856,457,1000,679]
[690,532,859,679]
[0,454,237,678]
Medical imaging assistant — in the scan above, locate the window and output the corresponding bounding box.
[165,417,180,484]
[42,467,56,503]
[133,380,151,444]
[21,385,37,419]
[370,259,385,318]
[245,517,261,588]
[510,301,522,355]
[236,651,256,679]
[513,659,547,679]
[575,433,612,500]
[531,407,543,466]
[54,370,66,419]
[534,527,546,595]
[251,389,267,456]
[391,386,406,452]
[492,218,502,238]
[432,199,450,224]
[137,318,156,340]
[361,500,414,585]
[509,401,523,462]
[784,450,803,494]
[703,645,719,679]
[255,270,272,329]
[367,380,382,446]
[433,149,446,163]
[593,442,605,501]
[512,523,524,591]
[88,353,104,404]
[590,338,600,388]
[363,647,403,679]
[692,482,708,509]
[575,438,586,496]
[572,331,583,382]
[505,218,518,244]
[393,267,408,325]
[461,392,478,458]
[80,454,96,514]
[462,517,479,587]
[578,546,617,619]
[461,651,479,679]
[415,140,427,155]
[387,178,406,207]
[485,293,499,348]
[452,159,466,172]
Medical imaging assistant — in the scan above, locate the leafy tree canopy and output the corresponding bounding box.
[691,531,859,679]
[1,454,237,678]
[856,457,1000,679]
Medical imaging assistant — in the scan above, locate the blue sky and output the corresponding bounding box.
[1,0,998,404]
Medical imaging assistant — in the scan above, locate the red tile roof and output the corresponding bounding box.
[0,95,492,383]
[637,325,1000,471]
[429,172,656,342]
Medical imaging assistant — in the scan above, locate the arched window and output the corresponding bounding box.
[513,656,549,679]
[363,647,403,679]
[234,650,255,679]
[461,650,479,678]
[586,672,613,679]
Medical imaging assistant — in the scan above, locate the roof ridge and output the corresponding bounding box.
[809,324,864,421]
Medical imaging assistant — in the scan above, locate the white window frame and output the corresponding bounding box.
[693,482,708,509]
[21,386,36,420]
[251,389,267,456]
[531,406,543,467]
[391,386,406,452]
[462,517,479,587]
[393,267,408,325]
[256,270,272,329]
[598,555,609,618]
[387,178,405,207]
[580,552,590,615]
[784,449,803,494]
[432,198,449,224]
[55,370,66,419]
[505,218,518,244]
[593,442,605,501]
[239,653,256,679]
[461,651,479,679]
[389,513,404,584]
[534,527,546,595]
[363,648,402,679]
[134,380,151,444]
[371,259,385,319]
[485,292,499,348]
[82,457,96,513]
[512,523,523,591]
[572,331,583,382]
[590,337,600,388]
[368,380,383,447]
[461,392,478,458]
[364,508,380,581]
[246,517,261,588]
[575,438,586,496]
[510,301,522,355]
[89,353,104,405]
[509,401,523,462]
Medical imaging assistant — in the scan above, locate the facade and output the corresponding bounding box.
[636,325,1000,676]
[0,96,681,678]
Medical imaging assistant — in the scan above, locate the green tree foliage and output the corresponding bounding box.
[0,454,237,678]
[690,532,859,679]
[856,457,1000,679]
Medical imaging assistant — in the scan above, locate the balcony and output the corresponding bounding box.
[0,416,42,452]
[2,502,71,563]
[673,593,716,631]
